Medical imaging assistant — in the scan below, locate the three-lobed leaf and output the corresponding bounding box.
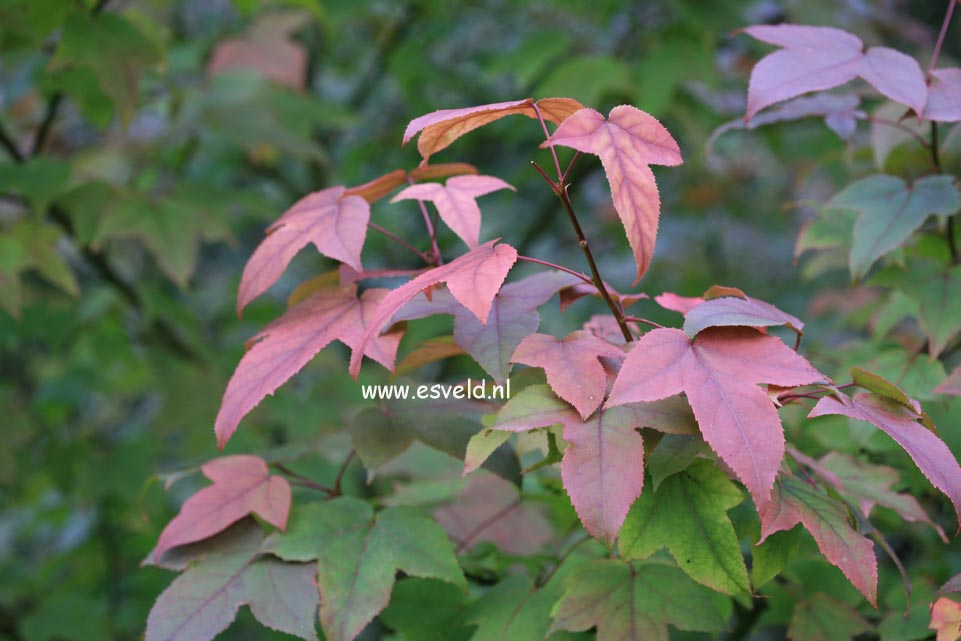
[391,175,515,249]
[264,498,466,641]
[743,24,926,120]
[543,105,683,283]
[151,455,291,560]
[146,519,317,641]
[619,460,750,595]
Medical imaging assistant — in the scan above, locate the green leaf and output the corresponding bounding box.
[872,290,920,340]
[535,55,634,107]
[380,578,467,641]
[264,498,465,641]
[464,428,512,475]
[751,527,801,588]
[465,574,559,641]
[850,367,918,410]
[795,208,856,257]
[50,12,163,126]
[647,433,705,490]
[827,175,961,280]
[902,261,961,357]
[618,460,750,595]
[550,559,732,641]
[0,157,70,211]
[787,593,871,641]
[351,399,521,484]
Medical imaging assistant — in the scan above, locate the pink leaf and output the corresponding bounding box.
[743,24,926,120]
[543,106,683,284]
[809,392,961,532]
[655,291,705,314]
[759,476,878,606]
[683,295,804,337]
[391,175,515,248]
[207,12,309,90]
[238,187,370,314]
[348,240,517,378]
[403,97,584,160]
[608,327,825,511]
[926,69,961,123]
[435,474,553,555]
[562,404,646,545]
[512,330,622,419]
[216,286,403,447]
[935,366,961,397]
[152,456,291,559]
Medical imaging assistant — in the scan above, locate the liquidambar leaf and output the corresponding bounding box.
[543,105,683,284]
[925,69,961,123]
[238,186,370,313]
[787,593,871,641]
[619,460,750,595]
[759,475,878,606]
[216,286,403,447]
[392,175,514,249]
[930,597,961,641]
[826,174,961,280]
[348,240,517,378]
[264,498,465,641]
[683,295,804,337]
[742,24,926,119]
[511,330,622,420]
[550,559,732,641]
[146,519,317,641]
[609,327,825,511]
[403,97,583,160]
[809,392,961,531]
[151,456,290,559]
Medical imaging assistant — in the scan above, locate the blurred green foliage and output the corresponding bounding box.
[1,1,959,640]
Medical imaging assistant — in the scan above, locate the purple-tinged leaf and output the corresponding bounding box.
[810,392,961,532]
[683,295,804,337]
[935,366,961,397]
[348,240,517,378]
[493,383,580,432]
[654,291,704,314]
[146,520,317,641]
[925,69,961,122]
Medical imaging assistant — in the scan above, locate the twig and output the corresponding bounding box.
[623,315,663,329]
[863,116,930,149]
[516,255,593,285]
[30,93,63,156]
[333,450,356,496]
[536,534,591,587]
[368,222,432,263]
[274,463,335,495]
[929,0,958,77]
[407,176,442,265]
[0,121,24,161]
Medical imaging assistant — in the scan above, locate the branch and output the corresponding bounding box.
[929,0,958,77]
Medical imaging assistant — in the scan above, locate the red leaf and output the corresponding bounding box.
[683,295,804,337]
[561,404,646,545]
[809,392,961,531]
[743,24,926,120]
[759,475,878,606]
[152,456,291,559]
[512,330,622,419]
[216,286,403,447]
[935,366,961,397]
[925,69,961,123]
[237,186,370,314]
[403,97,583,160]
[608,327,824,510]
[348,241,517,378]
[392,175,515,248]
[543,106,683,284]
